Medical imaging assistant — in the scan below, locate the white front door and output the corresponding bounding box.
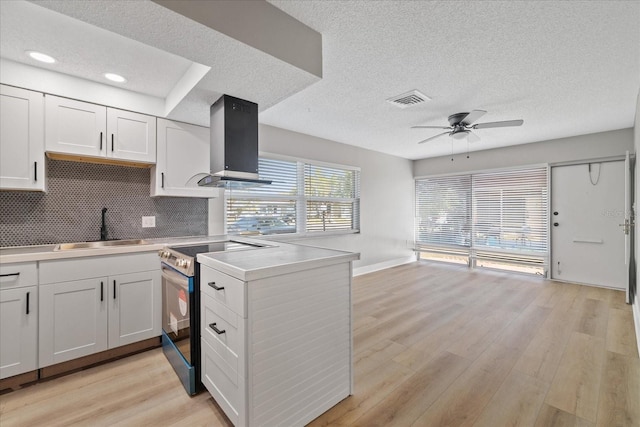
[551,161,626,289]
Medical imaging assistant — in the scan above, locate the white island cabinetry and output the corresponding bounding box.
[198,243,357,427]
[38,252,161,367]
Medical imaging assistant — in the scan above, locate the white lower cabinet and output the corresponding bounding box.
[38,252,161,368]
[0,261,39,380]
[39,278,108,367]
[108,271,161,348]
[200,262,353,427]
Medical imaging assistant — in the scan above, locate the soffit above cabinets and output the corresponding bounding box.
[0,0,322,126]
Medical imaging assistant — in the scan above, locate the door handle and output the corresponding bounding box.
[113,280,116,299]
[553,222,559,227]
[208,282,224,291]
[209,323,226,335]
[26,291,30,315]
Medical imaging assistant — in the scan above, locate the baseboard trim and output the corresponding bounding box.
[353,255,417,277]
[633,300,640,358]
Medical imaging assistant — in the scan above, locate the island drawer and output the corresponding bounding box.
[201,339,244,425]
[201,291,245,377]
[200,265,245,317]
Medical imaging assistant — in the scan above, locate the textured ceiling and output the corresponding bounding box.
[264,0,640,160]
[2,1,638,160]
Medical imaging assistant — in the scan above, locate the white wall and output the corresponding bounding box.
[209,124,416,273]
[414,128,633,177]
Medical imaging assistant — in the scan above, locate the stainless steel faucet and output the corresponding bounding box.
[100,207,108,241]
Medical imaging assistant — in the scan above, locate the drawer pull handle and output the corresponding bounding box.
[209,323,226,335]
[208,282,225,291]
[0,272,20,277]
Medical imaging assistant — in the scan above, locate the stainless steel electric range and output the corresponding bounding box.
[158,240,266,395]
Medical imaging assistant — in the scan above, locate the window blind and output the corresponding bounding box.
[472,168,548,254]
[226,158,298,235]
[304,164,360,232]
[415,167,549,272]
[415,175,472,249]
[227,157,360,235]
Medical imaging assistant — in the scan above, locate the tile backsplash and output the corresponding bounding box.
[0,159,208,247]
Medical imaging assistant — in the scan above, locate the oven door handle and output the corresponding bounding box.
[161,266,190,288]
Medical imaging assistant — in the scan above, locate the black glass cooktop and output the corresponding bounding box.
[170,241,263,258]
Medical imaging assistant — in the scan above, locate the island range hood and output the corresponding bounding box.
[198,95,272,188]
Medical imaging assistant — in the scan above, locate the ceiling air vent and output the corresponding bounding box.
[386,89,431,109]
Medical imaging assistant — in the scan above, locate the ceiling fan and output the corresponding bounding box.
[412,110,524,144]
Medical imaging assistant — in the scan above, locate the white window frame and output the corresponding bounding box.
[415,164,550,275]
[225,153,361,239]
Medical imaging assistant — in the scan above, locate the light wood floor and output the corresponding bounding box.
[1,262,638,426]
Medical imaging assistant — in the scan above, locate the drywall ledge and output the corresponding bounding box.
[153,0,322,78]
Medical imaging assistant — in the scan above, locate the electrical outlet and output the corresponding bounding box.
[142,216,156,228]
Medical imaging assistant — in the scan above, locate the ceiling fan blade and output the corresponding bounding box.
[411,125,452,130]
[460,109,487,126]
[473,119,524,129]
[467,131,480,143]
[417,132,449,144]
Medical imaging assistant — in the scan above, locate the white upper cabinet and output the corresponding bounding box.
[45,95,106,157]
[106,108,156,163]
[0,85,45,191]
[45,95,156,164]
[151,118,214,198]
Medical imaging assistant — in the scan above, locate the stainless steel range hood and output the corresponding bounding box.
[198,95,271,188]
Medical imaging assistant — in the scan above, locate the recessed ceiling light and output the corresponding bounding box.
[104,73,127,83]
[26,51,56,64]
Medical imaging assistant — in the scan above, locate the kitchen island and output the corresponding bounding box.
[197,242,358,427]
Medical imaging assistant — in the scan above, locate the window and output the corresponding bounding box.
[415,175,471,249]
[305,163,360,232]
[227,156,360,235]
[415,167,549,274]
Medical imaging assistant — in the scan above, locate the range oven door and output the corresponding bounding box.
[160,263,199,395]
[161,265,192,363]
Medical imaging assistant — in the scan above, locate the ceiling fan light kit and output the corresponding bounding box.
[412,109,524,145]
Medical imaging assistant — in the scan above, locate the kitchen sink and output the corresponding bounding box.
[54,239,149,251]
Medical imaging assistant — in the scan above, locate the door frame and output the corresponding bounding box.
[548,154,635,297]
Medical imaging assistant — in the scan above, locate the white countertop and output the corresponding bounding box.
[0,236,360,281]
[0,235,231,263]
[197,241,359,281]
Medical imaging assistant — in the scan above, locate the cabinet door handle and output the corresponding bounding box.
[208,282,224,291]
[161,172,165,189]
[209,323,226,335]
[100,131,103,150]
[0,272,20,277]
[111,134,114,152]
[34,161,37,182]
[101,281,104,302]
[113,280,116,299]
[26,291,30,315]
